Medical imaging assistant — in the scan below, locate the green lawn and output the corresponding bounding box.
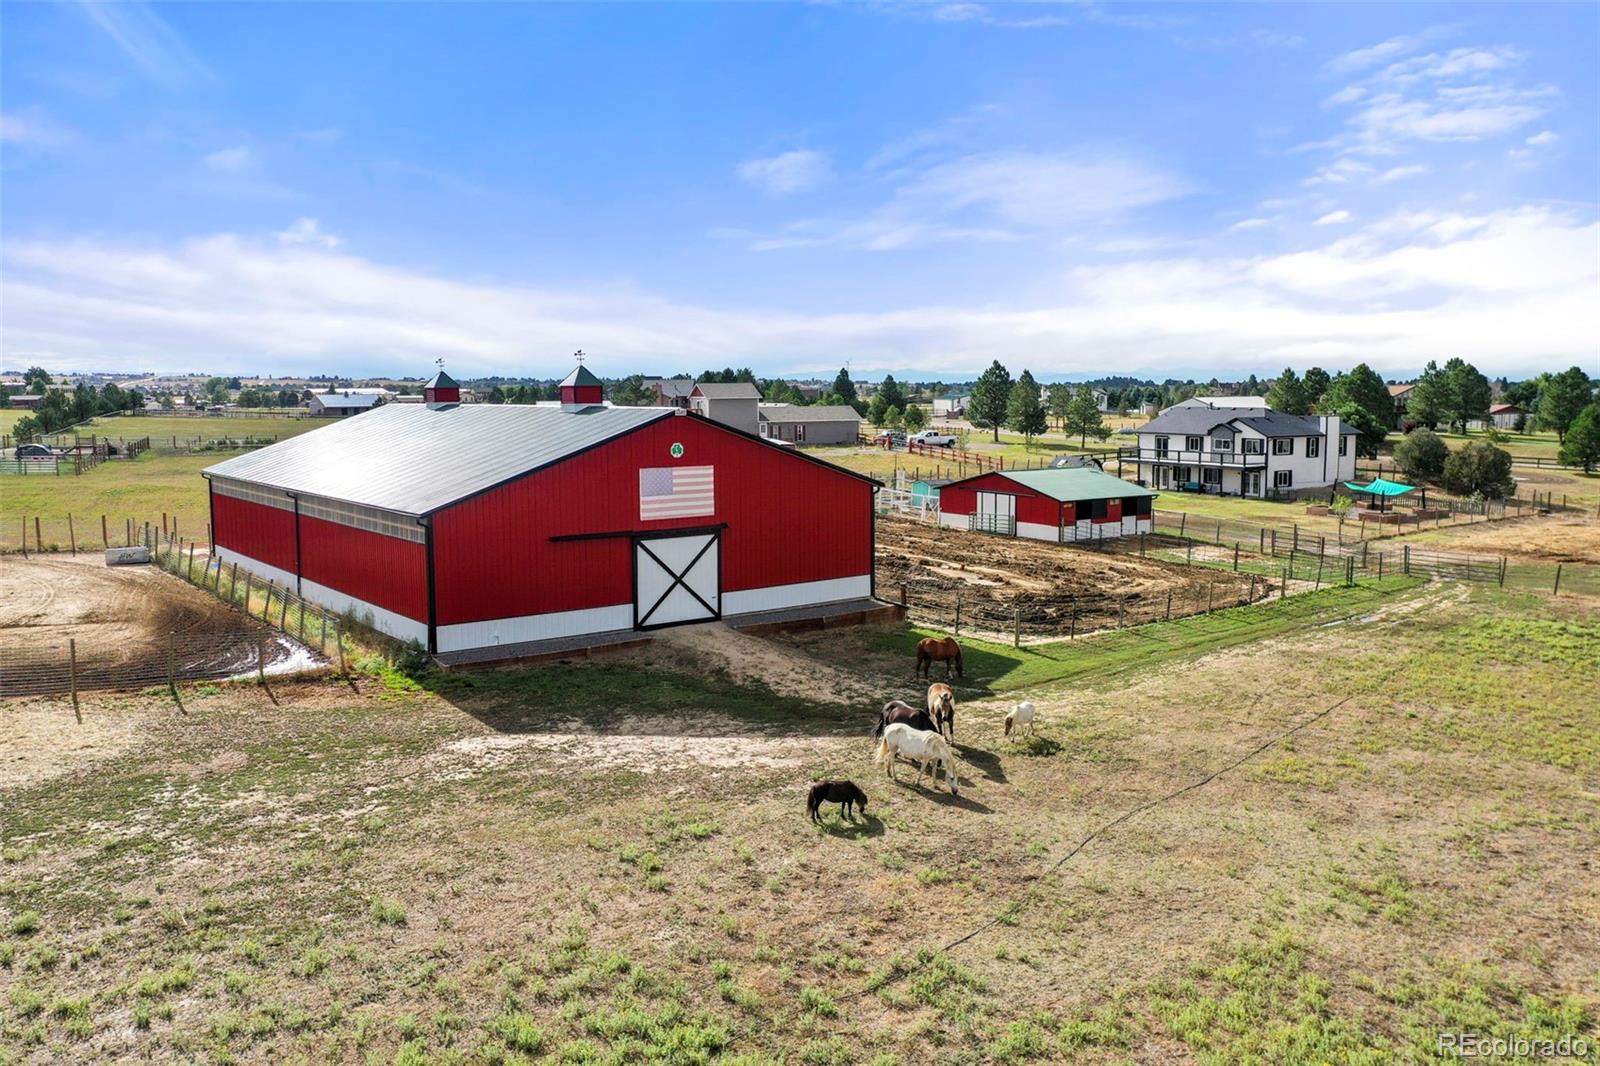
[48,413,336,447]
[0,409,31,435]
[1382,427,1564,462]
[1,452,219,549]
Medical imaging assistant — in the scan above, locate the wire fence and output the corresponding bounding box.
[0,531,346,699]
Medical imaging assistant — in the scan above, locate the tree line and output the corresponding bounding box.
[5,367,145,441]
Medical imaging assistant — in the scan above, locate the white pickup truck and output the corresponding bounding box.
[907,429,957,448]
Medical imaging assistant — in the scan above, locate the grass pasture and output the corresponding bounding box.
[2,576,1596,1063]
[0,453,218,550]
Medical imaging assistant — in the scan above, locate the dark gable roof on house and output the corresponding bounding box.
[205,403,674,515]
[757,403,860,424]
[647,379,696,398]
[692,382,762,400]
[1138,407,1357,437]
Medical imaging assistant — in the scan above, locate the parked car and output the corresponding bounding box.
[907,429,957,447]
[874,429,906,446]
[13,444,56,460]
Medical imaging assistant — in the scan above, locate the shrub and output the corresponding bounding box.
[393,639,432,680]
[1393,428,1447,481]
[1442,441,1514,498]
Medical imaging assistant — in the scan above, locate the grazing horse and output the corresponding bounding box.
[916,636,964,680]
[1004,700,1036,738]
[807,780,868,823]
[926,683,956,741]
[873,700,938,739]
[874,723,960,796]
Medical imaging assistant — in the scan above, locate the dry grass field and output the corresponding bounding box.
[2,564,1596,1063]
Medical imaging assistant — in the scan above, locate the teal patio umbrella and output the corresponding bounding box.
[1343,477,1417,513]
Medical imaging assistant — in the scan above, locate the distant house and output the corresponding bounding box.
[644,379,696,409]
[1388,383,1414,426]
[757,403,861,445]
[1170,395,1269,411]
[1468,403,1525,431]
[8,394,43,410]
[309,391,384,417]
[932,395,970,418]
[690,382,762,435]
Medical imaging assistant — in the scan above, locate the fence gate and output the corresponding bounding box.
[633,531,721,630]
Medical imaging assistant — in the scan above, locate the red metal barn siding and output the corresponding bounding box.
[939,472,1059,526]
[212,494,297,573]
[430,416,872,626]
[298,515,428,623]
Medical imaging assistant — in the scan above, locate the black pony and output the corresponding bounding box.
[807,780,868,823]
[872,699,938,738]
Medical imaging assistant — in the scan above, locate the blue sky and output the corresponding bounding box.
[2,2,1596,380]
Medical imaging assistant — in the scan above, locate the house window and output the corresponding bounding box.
[759,422,770,437]
[1185,435,1202,451]
[1339,435,1348,456]
[795,423,806,442]
[1274,470,1293,489]
[1202,467,1222,485]
[1242,438,1264,454]
[1211,437,1232,451]
[1154,435,1169,457]
[1272,438,1294,455]
[1306,436,1320,458]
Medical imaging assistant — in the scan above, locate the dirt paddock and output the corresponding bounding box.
[0,553,313,695]
[875,514,1256,634]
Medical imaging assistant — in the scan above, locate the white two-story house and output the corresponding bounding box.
[1127,402,1358,497]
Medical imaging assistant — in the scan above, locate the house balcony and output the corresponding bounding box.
[1119,447,1268,468]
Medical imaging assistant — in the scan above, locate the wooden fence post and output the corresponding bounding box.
[34,516,42,551]
[20,516,28,558]
[262,581,273,622]
[69,638,81,722]
[1165,589,1172,621]
[1553,564,1562,596]
[1069,608,1077,640]
[1498,557,1506,588]
[1232,543,1239,572]
[1249,575,1256,601]
[1013,604,1021,648]
[167,634,177,698]
[1377,552,1384,581]
[1315,555,1324,590]
[336,622,347,676]
[1206,583,1214,613]
[101,514,108,548]
[258,637,267,686]
[1178,512,1187,537]
[279,592,289,631]
[954,592,962,636]
[1403,545,1410,576]
[67,514,76,555]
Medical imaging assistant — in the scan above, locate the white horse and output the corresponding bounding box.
[875,723,960,796]
[1004,701,1036,738]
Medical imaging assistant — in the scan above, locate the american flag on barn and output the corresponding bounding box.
[639,465,716,520]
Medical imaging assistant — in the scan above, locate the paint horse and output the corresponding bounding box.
[873,699,938,739]
[915,636,964,680]
[875,723,960,796]
[927,683,956,741]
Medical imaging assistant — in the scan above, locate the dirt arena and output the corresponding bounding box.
[874,514,1257,634]
[0,554,314,695]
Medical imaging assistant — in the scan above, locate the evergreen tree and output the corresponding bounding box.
[866,393,889,426]
[969,360,1014,442]
[831,368,857,405]
[1047,383,1074,432]
[23,366,52,394]
[1323,364,1393,455]
[877,374,906,413]
[903,404,927,432]
[1441,357,1492,433]
[1558,403,1600,473]
[1266,368,1309,415]
[1006,371,1048,445]
[1442,440,1514,497]
[1405,361,1447,429]
[1302,367,1331,406]
[1062,385,1110,447]
[1537,366,1593,441]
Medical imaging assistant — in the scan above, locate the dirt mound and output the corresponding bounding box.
[640,622,877,706]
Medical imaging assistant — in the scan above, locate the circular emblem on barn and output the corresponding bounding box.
[670,442,685,458]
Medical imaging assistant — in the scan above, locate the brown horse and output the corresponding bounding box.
[915,636,964,680]
[873,700,937,738]
[927,683,955,740]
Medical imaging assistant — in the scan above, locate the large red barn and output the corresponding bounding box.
[203,375,877,657]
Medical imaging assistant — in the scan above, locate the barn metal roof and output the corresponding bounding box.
[204,403,674,516]
[993,467,1157,502]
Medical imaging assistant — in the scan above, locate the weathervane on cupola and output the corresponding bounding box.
[559,349,604,410]
[423,357,460,407]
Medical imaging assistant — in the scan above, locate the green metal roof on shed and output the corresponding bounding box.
[999,467,1157,502]
[559,365,603,389]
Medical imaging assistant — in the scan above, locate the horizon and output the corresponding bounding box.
[2,2,1597,380]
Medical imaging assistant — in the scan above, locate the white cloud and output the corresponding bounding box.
[1524,130,1558,147]
[1324,26,1457,74]
[203,146,254,172]
[277,218,341,248]
[1228,218,1272,232]
[735,150,833,195]
[0,110,77,149]
[4,208,1593,378]
[1314,210,1353,226]
[75,0,214,89]
[1305,158,1375,186]
[295,126,343,144]
[1374,164,1428,184]
[742,150,1190,251]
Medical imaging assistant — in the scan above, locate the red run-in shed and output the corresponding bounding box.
[203,388,877,655]
[937,467,1156,543]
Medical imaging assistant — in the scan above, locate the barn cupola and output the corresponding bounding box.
[424,368,461,407]
[559,363,605,411]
